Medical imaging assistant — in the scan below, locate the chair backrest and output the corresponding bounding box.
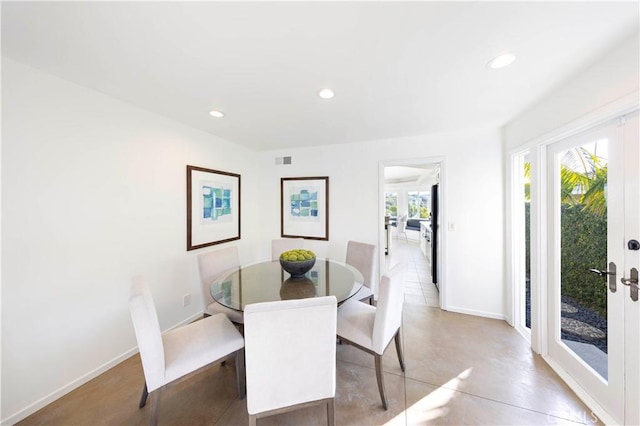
[271,238,304,261]
[244,296,337,415]
[372,263,406,354]
[197,246,239,308]
[397,218,407,232]
[129,276,165,392]
[345,240,376,290]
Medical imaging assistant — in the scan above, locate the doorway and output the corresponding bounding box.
[379,158,444,308]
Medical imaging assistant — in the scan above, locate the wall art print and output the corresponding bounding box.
[187,165,240,251]
[281,176,329,240]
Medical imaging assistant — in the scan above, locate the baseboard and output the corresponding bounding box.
[1,311,203,426]
[443,305,506,321]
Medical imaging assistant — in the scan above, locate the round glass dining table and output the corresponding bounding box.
[210,258,364,312]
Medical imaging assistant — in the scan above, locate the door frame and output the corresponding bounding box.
[622,112,640,426]
[378,156,447,308]
[507,93,638,425]
[507,149,532,338]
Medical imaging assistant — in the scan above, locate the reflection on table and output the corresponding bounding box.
[210,258,364,312]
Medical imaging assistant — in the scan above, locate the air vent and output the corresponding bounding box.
[275,156,292,165]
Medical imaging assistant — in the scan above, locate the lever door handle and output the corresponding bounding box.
[589,262,617,292]
[620,268,638,302]
[589,268,615,276]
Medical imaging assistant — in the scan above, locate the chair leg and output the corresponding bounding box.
[249,414,257,426]
[374,354,388,410]
[148,387,162,426]
[235,348,246,399]
[138,382,149,408]
[327,397,335,426]
[394,330,405,372]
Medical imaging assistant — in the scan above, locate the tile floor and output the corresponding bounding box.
[18,238,597,425]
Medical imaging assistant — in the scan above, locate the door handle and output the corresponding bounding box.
[589,262,617,292]
[589,268,615,276]
[620,268,638,302]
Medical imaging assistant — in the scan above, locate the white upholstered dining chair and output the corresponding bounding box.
[336,262,407,410]
[271,237,304,260]
[197,245,244,326]
[395,215,408,241]
[345,240,376,304]
[129,276,245,426]
[244,296,337,425]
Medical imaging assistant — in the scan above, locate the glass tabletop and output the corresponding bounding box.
[210,258,364,312]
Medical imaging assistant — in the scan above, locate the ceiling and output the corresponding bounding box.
[2,2,638,151]
[384,165,439,186]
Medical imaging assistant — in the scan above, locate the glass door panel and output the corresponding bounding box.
[558,139,609,378]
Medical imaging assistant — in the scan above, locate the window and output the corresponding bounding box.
[407,191,430,219]
[385,192,397,217]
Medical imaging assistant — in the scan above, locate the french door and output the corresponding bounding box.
[546,112,639,424]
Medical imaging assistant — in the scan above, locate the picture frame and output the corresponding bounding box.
[281,176,329,240]
[187,165,241,251]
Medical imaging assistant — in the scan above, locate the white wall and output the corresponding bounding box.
[262,127,505,319]
[1,57,506,424]
[504,34,639,149]
[1,58,263,423]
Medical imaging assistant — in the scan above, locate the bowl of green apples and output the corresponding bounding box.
[279,249,316,278]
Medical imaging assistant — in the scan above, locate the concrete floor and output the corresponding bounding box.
[18,239,596,425]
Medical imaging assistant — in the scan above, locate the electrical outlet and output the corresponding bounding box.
[183,293,191,307]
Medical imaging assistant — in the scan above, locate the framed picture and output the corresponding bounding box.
[281,176,329,240]
[187,165,241,251]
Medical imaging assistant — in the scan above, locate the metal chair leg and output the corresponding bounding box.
[138,383,148,408]
[235,348,246,399]
[394,330,405,372]
[327,397,336,426]
[374,354,388,410]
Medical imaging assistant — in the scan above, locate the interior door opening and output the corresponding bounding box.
[381,160,442,308]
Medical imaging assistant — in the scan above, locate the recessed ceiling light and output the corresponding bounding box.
[488,53,517,69]
[318,88,335,99]
[209,110,224,118]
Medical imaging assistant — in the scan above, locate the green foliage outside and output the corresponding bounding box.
[408,203,430,219]
[523,148,608,318]
[408,191,430,219]
[559,148,608,317]
[385,193,397,217]
[561,204,607,316]
[420,206,429,219]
